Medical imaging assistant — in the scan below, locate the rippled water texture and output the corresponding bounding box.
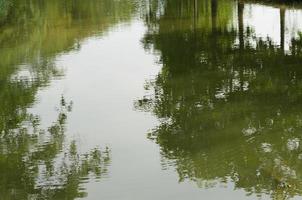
[1,0,302,199]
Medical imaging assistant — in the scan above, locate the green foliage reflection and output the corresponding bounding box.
[0,97,110,200]
[138,0,302,199]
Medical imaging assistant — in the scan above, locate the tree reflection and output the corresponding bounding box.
[0,1,137,198]
[138,0,302,199]
[0,97,110,200]
[0,0,136,133]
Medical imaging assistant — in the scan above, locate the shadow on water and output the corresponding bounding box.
[137,0,302,199]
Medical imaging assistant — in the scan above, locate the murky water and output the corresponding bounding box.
[1,0,302,199]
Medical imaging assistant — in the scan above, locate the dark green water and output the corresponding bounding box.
[1,0,302,199]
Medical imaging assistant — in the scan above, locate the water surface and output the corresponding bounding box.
[1,0,302,199]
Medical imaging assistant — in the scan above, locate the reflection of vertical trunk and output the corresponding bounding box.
[211,0,217,32]
[238,1,244,50]
[147,0,151,24]
[193,0,198,49]
[280,7,285,52]
[180,0,183,17]
[194,0,198,30]
[145,0,153,24]
[238,1,244,91]
[211,0,218,66]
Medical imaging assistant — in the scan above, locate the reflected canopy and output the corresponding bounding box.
[138,0,302,199]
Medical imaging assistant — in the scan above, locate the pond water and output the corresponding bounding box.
[1,0,302,199]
